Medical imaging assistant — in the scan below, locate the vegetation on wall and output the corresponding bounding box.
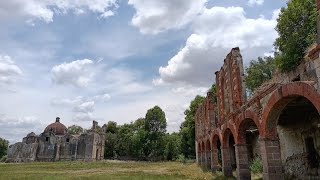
[67,125,84,135]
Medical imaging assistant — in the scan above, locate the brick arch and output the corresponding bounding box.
[261,82,320,138]
[221,124,237,147]
[205,136,211,151]
[211,133,222,150]
[237,110,261,144]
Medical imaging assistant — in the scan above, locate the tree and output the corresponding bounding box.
[245,56,276,93]
[105,132,117,158]
[180,95,205,158]
[164,133,181,161]
[67,125,83,135]
[144,106,167,159]
[105,121,118,134]
[0,137,9,158]
[274,0,317,72]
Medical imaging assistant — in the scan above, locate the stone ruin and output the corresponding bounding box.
[195,1,320,179]
[7,117,105,162]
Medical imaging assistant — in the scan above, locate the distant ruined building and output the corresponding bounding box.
[195,1,320,180]
[7,117,105,162]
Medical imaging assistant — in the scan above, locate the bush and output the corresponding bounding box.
[250,156,263,174]
[176,154,186,164]
[0,155,7,162]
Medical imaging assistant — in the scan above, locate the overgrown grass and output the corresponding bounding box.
[0,160,214,180]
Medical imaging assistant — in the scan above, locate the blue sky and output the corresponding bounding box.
[0,0,286,143]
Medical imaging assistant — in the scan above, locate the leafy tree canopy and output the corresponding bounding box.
[105,121,118,134]
[67,125,83,135]
[274,0,317,71]
[180,95,205,158]
[0,137,9,158]
[144,106,167,135]
[245,56,276,93]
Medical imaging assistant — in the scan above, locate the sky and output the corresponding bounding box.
[0,0,287,144]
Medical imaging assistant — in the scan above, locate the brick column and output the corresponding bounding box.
[260,138,284,180]
[221,147,233,177]
[235,144,251,180]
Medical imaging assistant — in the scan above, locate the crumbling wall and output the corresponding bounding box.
[7,142,38,162]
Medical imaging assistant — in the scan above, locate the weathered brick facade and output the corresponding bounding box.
[195,1,320,179]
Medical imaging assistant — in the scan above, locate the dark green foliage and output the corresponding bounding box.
[144,106,167,134]
[105,132,117,158]
[180,95,205,159]
[105,121,118,134]
[274,0,317,72]
[67,125,84,135]
[104,107,171,161]
[210,84,217,103]
[245,56,276,93]
[164,133,181,161]
[144,106,167,159]
[0,137,9,158]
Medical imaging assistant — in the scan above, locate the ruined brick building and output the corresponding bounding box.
[7,117,105,162]
[195,1,320,179]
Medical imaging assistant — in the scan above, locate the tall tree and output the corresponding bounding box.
[245,56,276,93]
[105,121,118,134]
[274,0,317,72]
[0,137,9,158]
[180,95,205,158]
[144,106,167,158]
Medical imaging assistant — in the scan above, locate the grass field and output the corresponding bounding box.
[0,160,218,180]
[0,160,262,180]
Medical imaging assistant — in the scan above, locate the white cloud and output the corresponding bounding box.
[73,112,94,122]
[51,93,110,122]
[51,59,94,88]
[0,54,22,84]
[248,0,264,6]
[155,7,279,86]
[92,93,111,102]
[73,101,95,113]
[128,0,207,34]
[0,0,118,23]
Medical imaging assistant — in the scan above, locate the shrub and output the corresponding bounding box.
[250,156,263,174]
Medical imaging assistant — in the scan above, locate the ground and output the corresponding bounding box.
[0,160,263,179]
[0,160,216,180]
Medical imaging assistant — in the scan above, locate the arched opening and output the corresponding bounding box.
[275,96,320,179]
[228,134,236,169]
[260,82,320,179]
[238,119,260,164]
[222,128,237,177]
[212,134,222,171]
[96,149,99,160]
[237,118,260,179]
[206,139,211,169]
